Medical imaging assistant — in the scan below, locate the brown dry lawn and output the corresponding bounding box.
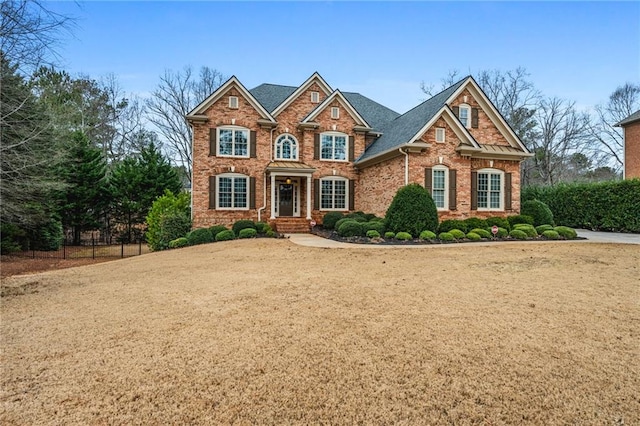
[1,239,639,424]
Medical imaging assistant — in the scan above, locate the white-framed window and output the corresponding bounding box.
[311,91,320,103]
[435,127,445,143]
[229,96,238,109]
[320,132,348,161]
[432,166,449,210]
[459,104,471,128]
[217,126,249,157]
[331,107,340,119]
[477,168,504,210]
[275,134,298,161]
[217,173,249,210]
[320,177,348,211]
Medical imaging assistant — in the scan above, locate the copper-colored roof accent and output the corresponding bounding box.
[265,161,316,173]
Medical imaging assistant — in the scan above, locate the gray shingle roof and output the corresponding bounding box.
[616,109,640,126]
[356,77,467,163]
[342,92,400,130]
[249,84,296,113]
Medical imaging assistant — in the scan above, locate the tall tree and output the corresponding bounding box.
[58,130,109,245]
[146,66,226,184]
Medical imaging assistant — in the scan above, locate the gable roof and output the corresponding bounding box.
[342,92,400,131]
[356,78,467,163]
[302,89,371,128]
[249,84,296,113]
[270,72,333,117]
[616,110,640,127]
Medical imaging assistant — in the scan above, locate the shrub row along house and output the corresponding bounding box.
[186,73,533,232]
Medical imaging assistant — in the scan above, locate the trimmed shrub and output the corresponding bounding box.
[168,237,189,248]
[385,183,439,237]
[255,222,268,233]
[322,212,344,230]
[508,214,534,228]
[514,224,538,238]
[438,219,468,234]
[542,230,560,240]
[337,220,365,237]
[186,228,214,245]
[145,191,191,251]
[464,217,487,231]
[363,220,385,234]
[215,230,235,241]
[438,232,455,241]
[509,229,528,240]
[395,232,413,241]
[554,226,578,239]
[265,230,277,238]
[334,218,352,231]
[419,230,437,240]
[239,228,258,239]
[521,199,555,227]
[208,225,228,238]
[486,216,511,231]
[495,227,509,238]
[449,229,466,240]
[366,230,381,239]
[466,232,482,241]
[232,220,256,235]
[471,228,492,239]
[536,224,554,234]
[384,231,396,239]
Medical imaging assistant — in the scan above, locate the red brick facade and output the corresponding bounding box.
[623,120,640,179]
[188,75,530,229]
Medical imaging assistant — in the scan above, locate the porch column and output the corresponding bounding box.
[306,175,312,220]
[270,173,276,219]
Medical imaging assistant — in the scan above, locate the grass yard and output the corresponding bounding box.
[1,239,638,424]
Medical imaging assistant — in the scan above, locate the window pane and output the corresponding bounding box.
[334,180,346,209]
[478,191,488,208]
[282,140,291,159]
[234,130,248,156]
[334,136,346,160]
[321,180,333,209]
[219,130,233,155]
[433,190,445,208]
[478,173,488,191]
[218,177,232,207]
[460,108,469,127]
[490,191,500,209]
[234,178,247,208]
[433,170,445,190]
[321,135,333,160]
[290,142,297,160]
[490,174,501,191]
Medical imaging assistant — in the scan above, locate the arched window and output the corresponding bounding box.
[275,134,298,161]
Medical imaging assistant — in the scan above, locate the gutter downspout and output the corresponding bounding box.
[258,127,277,222]
[399,147,409,185]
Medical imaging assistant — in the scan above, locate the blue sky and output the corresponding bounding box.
[48,1,639,114]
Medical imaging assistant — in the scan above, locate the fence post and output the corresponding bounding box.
[138,238,142,256]
[121,241,124,258]
[63,239,66,260]
[92,236,96,259]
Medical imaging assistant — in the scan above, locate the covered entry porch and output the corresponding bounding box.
[266,162,316,226]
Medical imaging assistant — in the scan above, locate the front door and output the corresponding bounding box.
[278,183,294,216]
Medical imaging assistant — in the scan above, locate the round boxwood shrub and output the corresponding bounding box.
[334,218,352,231]
[337,220,365,237]
[384,231,396,239]
[186,228,214,245]
[470,228,492,239]
[265,230,277,238]
[168,237,189,249]
[486,216,511,231]
[208,225,228,238]
[395,232,413,241]
[464,217,487,231]
[322,212,344,230]
[438,232,455,242]
[521,199,555,227]
[535,224,554,234]
[514,224,538,238]
[495,227,509,238]
[449,229,466,240]
[508,214,534,228]
[509,229,528,240]
[363,220,385,234]
[232,220,256,235]
[239,228,258,239]
[419,230,437,240]
[542,230,560,240]
[385,183,438,237]
[438,219,468,234]
[215,229,235,241]
[554,226,577,239]
[254,222,268,233]
[366,230,381,239]
[466,232,482,241]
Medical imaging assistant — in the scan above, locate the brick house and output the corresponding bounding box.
[186,73,533,232]
[616,110,640,179]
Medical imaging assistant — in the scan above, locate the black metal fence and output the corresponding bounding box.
[8,238,149,260]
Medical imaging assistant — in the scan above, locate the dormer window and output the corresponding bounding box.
[331,107,340,119]
[311,91,320,103]
[229,96,238,109]
[459,104,471,128]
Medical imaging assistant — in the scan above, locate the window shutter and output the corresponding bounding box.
[209,128,217,156]
[349,180,355,210]
[424,168,432,195]
[449,169,457,210]
[250,131,257,158]
[249,177,256,209]
[505,172,512,210]
[209,176,216,209]
[471,108,479,128]
[314,134,320,160]
[313,179,320,210]
[471,171,478,210]
[348,136,355,161]
[452,106,459,117]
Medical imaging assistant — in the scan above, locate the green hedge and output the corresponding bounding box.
[522,179,640,232]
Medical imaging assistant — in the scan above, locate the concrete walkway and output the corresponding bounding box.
[286,229,640,249]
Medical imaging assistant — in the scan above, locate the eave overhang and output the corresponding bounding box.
[185,114,209,123]
[354,141,431,169]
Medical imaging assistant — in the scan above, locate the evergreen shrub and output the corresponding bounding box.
[337,220,364,237]
[186,228,214,245]
[322,212,344,230]
[215,230,235,241]
[395,232,413,241]
[168,237,189,248]
[239,228,258,239]
[466,232,482,241]
[438,219,468,233]
[438,232,455,241]
[419,230,437,240]
[449,229,466,240]
[385,184,438,237]
[521,199,555,226]
[509,229,528,240]
[232,220,256,235]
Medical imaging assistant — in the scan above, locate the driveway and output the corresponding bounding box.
[575,229,640,244]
